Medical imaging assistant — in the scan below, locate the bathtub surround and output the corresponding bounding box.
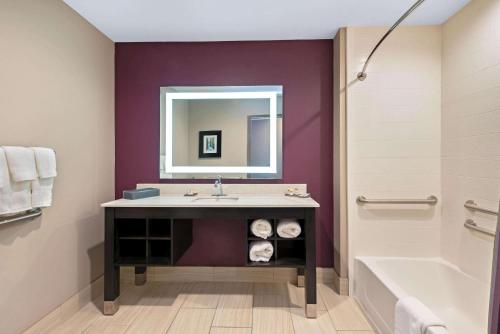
[441,0,500,286]
[0,1,114,333]
[115,40,333,267]
[441,0,500,332]
[346,26,443,277]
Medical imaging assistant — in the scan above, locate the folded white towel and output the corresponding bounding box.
[277,219,302,238]
[395,297,447,334]
[0,148,11,214]
[250,219,273,239]
[0,148,32,214]
[31,178,54,208]
[3,146,38,182]
[249,241,274,262]
[31,147,57,178]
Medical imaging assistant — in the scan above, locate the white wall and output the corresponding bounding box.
[441,0,500,284]
[0,1,115,333]
[346,26,443,285]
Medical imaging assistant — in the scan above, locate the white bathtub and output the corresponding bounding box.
[354,257,490,334]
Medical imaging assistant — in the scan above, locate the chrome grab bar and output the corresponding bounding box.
[464,219,496,237]
[356,195,438,205]
[464,200,498,216]
[0,208,42,225]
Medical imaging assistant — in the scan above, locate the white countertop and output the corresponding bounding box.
[101,194,319,208]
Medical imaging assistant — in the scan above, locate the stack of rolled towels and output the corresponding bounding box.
[248,218,302,262]
[0,146,57,215]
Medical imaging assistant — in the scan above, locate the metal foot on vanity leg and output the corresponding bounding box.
[135,266,147,286]
[305,304,317,318]
[103,298,120,315]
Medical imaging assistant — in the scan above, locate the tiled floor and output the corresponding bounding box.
[37,282,375,334]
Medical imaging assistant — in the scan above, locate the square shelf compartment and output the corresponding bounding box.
[246,240,276,266]
[275,219,305,239]
[276,240,305,267]
[247,218,276,240]
[116,219,146,239]
[117,239,146,264]
[148,219,171,238]
[148,240,171,265]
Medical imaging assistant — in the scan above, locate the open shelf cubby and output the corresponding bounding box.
[116,218,146,239]
[246,218,305,267]
[148,218,171,239]
[117,239,147,265]
[148,239,171,265]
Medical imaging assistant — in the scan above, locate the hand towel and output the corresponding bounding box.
[0,148,11,214]
[277,219,302,238]
[31,147,57,178]
[0,148,32,214]
[395,297,447,334]
[31,178,54,208]
[2,146,38,182]
[30,147,56,207]
[249,241,274,262]
[250,219,273,239]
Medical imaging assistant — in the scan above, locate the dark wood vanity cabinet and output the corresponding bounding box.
[104,206,317,317]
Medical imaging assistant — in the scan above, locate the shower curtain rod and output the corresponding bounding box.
[357,0,427,81]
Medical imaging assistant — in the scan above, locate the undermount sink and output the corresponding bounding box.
[192,196,239,202]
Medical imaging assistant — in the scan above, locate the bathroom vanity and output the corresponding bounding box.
[101,188,319,318]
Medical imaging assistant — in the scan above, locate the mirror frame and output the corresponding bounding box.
[162,90,279,177]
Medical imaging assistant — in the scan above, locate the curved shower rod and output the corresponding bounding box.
[357,0,427,81]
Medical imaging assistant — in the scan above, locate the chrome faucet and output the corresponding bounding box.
[213,175,225,196]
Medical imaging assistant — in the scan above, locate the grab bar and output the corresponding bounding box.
[0,208,42,225]
[464,219,496,237]
[464,200,498,216]
[356,195,438,205]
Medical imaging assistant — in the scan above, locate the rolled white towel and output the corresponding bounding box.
[250,219,273,239]
[249,241,274,262]
[277,219,302,238]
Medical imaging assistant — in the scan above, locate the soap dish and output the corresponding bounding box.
[285,192,311,198]
[184,190,198,197]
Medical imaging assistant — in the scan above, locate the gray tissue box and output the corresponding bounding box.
[123,188,160,200]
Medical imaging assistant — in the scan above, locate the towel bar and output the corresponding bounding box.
[464,200,498,216]
[0,208,42,225]
[464,219,496,237]
[356,195,438,205]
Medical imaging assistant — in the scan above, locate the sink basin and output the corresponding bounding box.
[192,196,239,202]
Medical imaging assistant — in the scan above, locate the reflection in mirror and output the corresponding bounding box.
[160,86,283,179]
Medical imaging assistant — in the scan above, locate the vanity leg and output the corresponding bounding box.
[297,268,305,287]
[304,209,317,318]
[135,266,147,285]
[104,208,120,315]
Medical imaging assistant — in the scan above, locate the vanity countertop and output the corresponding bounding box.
[101,194,319,208]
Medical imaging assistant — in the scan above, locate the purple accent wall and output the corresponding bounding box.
[115,40,333,267]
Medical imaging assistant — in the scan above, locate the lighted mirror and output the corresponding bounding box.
[160,86,283,179]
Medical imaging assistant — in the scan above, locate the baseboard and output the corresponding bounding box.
[332,268,349,295]
[120,266,336,284]
[23,276,104,334]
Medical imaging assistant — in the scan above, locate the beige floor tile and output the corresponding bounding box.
[290,309,338,334]
[125,305,179,334]
[212,283,253,327]
[252,294,294,334]
[253,282,289,296]
[318,284,372,331]
[286,282,327,311]
[155,282,187,309]
[337,331,376,334]
[50,303,103,334]
[181,282,222,308]
[84,323,128,334]
[167,308,215,334]
[209,328,252,334]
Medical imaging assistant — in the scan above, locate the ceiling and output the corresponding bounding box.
[64,0,470,42]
